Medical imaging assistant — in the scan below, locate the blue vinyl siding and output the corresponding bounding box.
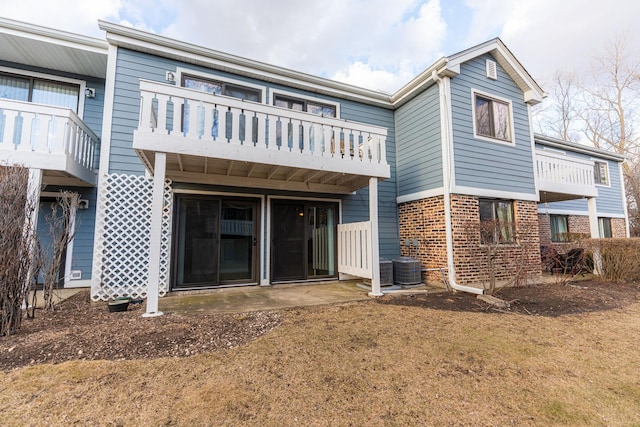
[340,100,399,259]
[395,84,442,196]
[110,48,399,258]
[36,186,97,282]
[450,54,536,195]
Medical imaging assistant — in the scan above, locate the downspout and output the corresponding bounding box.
[432,70,483,295]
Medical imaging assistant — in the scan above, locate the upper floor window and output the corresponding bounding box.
[550,215,569,242]
[273,94,336,118]
[0,72,80,113]
[182,74,261,102]
[594,161,609,185]
[478,199,514,244]
[473,92,512,142]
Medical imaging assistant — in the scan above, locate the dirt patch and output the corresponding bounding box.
[1,280,639,371]
[0,292,281,371]
[379,280,640,316]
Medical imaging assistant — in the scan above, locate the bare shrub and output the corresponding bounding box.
[40,192,80,311]
[0,166,39,336]
[465,220,529,295]
[584,238,640,282]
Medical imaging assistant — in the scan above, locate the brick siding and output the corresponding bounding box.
[398,194,541,287]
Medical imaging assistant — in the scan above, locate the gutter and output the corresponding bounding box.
[432,69,483,296]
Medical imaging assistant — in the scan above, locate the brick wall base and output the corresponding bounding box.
[398,194,541,287]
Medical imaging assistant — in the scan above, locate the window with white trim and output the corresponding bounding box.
[594,161,609,185]
[273,94,336,117]
[182,74,261,102]
[473,92,512,142]
[550,215,569,242]
[478,199,515,244]
[0,72,80,112]
[598,217,612,238]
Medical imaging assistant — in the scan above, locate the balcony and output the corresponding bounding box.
[133,80,390,194]
[0,99,99,186]
[536,149,598,202]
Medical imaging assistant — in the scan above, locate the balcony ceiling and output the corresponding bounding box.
[138,150,374,194]
[0,19,107,79]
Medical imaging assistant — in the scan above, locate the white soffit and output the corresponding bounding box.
[0,18,108,79]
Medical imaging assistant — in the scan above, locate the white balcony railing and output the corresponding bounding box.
[535,149,597,198]
[0,99,99,185]
[134,80,390,179]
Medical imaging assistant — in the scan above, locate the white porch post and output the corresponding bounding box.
[587,197,602,275]
[368,177,382,297]
[587,197,599,238]
[143,152,166,317]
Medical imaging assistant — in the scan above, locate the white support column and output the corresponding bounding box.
[143,152,166,317]
[587,197,603,275]
[587,197,599,238]
[368,177,382,297]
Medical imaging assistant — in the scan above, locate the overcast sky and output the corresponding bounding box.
[2,0,638,93]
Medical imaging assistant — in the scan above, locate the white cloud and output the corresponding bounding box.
[5,0,637,96]
[1,0,122,37]
[159,0,447,92]
[464,0,640,85]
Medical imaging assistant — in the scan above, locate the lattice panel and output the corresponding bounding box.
[91,173,172,301]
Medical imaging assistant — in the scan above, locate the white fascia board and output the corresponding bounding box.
[99,21,392,109]
[396,188,445,204]
[535,134,626,162]
[390,58,448,107]
[452,185,540,202]
[447,38,544,105]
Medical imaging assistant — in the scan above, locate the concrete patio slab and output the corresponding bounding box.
[158,281,379,315]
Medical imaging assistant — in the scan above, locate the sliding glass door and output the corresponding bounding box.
[271,201,337,282]
[173,196,258,289]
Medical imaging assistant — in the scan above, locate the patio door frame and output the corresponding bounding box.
[171,193,261,290]
[268,196,341,283]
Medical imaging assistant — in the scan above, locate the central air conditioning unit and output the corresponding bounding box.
[393,257,421,285]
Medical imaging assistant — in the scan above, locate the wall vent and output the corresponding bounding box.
[486,59,497,80]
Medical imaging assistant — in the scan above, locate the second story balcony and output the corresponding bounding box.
[535,148,598,202]
[0,99,100,186]
[133,80,391,194]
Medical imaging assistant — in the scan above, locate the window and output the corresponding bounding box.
[550,215,569,242]
[182,74,261,102]
[594,161,609,185]
[478,199,514,243]
[599,217,612,238]
[0,72,80,112]
[273,94,336,117]
[474,93,512,142]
